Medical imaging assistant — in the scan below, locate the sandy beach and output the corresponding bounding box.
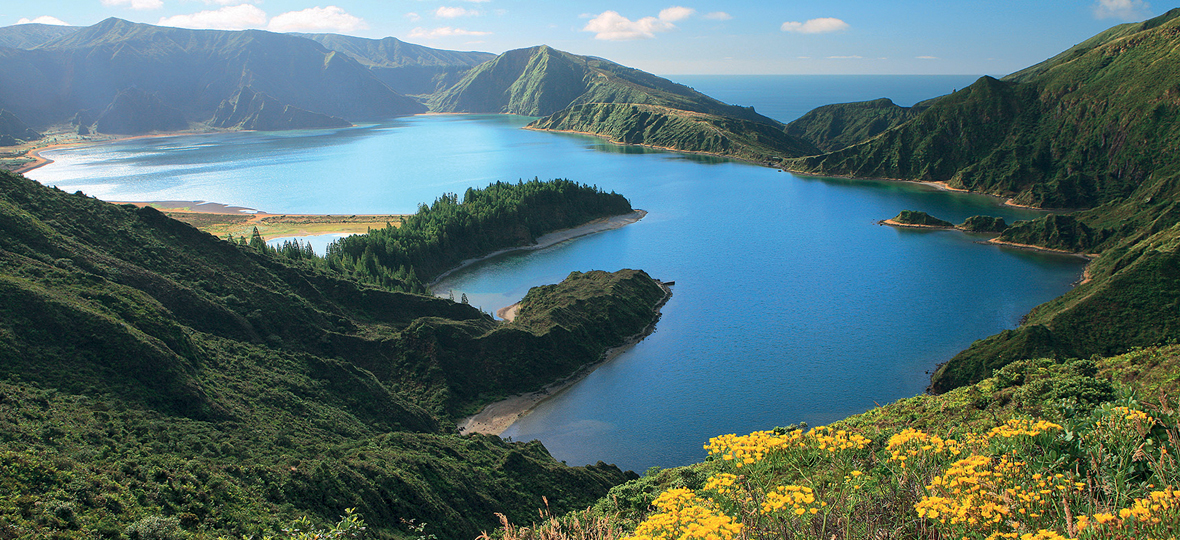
[879,218,953,229]
[985,237,1097,258]
[428,209,648,289]
[458,279,673,436]
[495,303,521,322]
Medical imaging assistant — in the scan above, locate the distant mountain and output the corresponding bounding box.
[93,86,189,134]
[0,109,40,145]
[298,33,494,95]
[435,45,820,161]
[210,86,351,130]
[0,18,425,132]
[430,45,772,121]
[0,23,78,49]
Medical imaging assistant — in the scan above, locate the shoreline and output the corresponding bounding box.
[526,125,775,168]
[457,280,674,436]
[10,128,226,175]
[879,218,954,229]
[985,237,1097,259]
[428,209,648,290]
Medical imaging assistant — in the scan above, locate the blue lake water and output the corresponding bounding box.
[28,76,1085,472]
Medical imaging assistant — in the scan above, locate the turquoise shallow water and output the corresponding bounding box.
[29,76,1086,472]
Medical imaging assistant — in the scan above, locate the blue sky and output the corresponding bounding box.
[3,0,1161,75]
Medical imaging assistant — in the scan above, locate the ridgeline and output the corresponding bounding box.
[0,171,664,539]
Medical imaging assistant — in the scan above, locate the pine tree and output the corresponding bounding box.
[249,227,267,251]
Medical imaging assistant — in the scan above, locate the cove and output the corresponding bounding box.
[28,86,1085,474]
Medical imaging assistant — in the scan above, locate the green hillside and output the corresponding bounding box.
[0,171,671,538]
[209,87,351,131]
[528,103,819,164]
[429,45,775,123]
[783,98,923,153]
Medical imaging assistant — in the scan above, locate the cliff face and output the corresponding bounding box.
[210,87,351,130]
[0,109,41,145]
[93,87,189,134]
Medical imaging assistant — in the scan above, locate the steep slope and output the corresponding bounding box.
[0,171,671,538]
[430,45,772,122]
[784,98,924,153]
[0,108,41,145]
[786,8,1180,210]
[209,86,351,130]
[93,86,189,134]
[299,33,494,95]
[0,18,424,129]
[435,45,819,160]
[531,103,819,164]
[0,22,78,49]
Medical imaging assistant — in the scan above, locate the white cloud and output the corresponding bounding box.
[436,6,479,18]
[703,11,732,21]
[917,55,938,60]
[1093,0,1151,19]
[158,4,268,30]
[405,12,422,22]
[581,10,679,40]
[17,15,71,25]
[267,6,367,32]
[409,26,491,38]
[204,0,256,4]
[827,55,862,59]
[101,0,164,10]
[781,17,849,34]
[658,6,696,22]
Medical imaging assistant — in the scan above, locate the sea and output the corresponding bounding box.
[27,75,1086,472]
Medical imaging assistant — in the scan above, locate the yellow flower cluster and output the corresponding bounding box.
[1075,486,1180,534]
[808,426,871,453]
[986,418,1062,440]
[981,531,1069,540]
[704,430,804,467]
[628,488,744,540]
[702,473,740,497]
[760,485,821,516]
[704,427,870,468]
[886,428,964,466]
[915,455,1022,526]
[1111,406,1156,425]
